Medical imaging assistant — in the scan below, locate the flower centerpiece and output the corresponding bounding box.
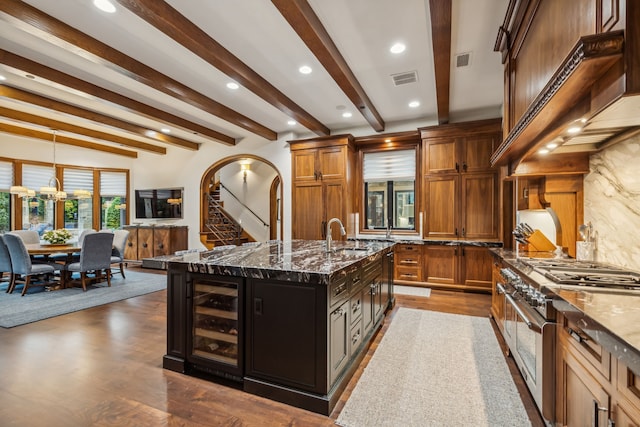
[42,228,72,245]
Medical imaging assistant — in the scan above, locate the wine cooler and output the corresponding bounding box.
[187,275,244,381]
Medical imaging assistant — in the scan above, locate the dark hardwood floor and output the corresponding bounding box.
[0,269,543,426]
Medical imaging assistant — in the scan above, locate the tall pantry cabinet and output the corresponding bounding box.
[289,135,356,240]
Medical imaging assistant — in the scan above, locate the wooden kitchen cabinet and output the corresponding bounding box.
[490,254,505,333]
[290,135,355,240]
[421,120,501,241]
[123,225,188,260]
[393,244,423,283]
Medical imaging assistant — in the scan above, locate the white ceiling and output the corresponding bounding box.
[0,0,508,153]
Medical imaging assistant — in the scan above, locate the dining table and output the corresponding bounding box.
[25,243,81,289]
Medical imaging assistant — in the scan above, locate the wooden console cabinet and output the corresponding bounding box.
[123,225,188,260]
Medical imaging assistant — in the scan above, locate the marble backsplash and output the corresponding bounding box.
[584,133,640,270]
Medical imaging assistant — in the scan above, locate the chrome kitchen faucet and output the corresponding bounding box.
[326,218,346,252]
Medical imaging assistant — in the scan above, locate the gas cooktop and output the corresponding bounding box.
[521,258,640,290]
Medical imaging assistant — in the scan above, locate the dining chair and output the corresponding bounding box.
[3,233,62,296]
[108,229,130,278]
[7,230,40,244]
[51,229,96,263]
[65,232,114,291]
[0,235,14,292]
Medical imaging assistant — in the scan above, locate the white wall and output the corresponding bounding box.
[584,133,640,269]
[218,160,278,242]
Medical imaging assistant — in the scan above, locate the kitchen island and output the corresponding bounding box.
[162,239,395,415]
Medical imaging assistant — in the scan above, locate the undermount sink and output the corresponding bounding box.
[335,247,369,256]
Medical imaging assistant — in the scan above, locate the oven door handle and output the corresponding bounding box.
[496,282,507,294]
[505,293,544,333]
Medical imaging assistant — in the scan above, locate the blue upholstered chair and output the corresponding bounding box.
[65,232,114,291]
[3,233,62,296]
[0,235,13,292]
[108,229,130,278]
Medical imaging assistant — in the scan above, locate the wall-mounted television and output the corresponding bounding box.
[135,188,183,219]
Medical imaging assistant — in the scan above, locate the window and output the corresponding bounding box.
[22,164,56,235]
[100,171,127,230]
[363,149,416,231]
[0,161,12,233]
[63,168,93,235]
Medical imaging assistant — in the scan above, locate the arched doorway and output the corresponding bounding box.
[200,155,283,248]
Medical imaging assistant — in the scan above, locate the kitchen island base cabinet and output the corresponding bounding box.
[164,246,392,416]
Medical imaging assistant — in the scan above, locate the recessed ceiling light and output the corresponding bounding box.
[408,101,420,108]
[546,142,558,149]
[287,120,296,126]
[342,112,352,118]
[390,43,406,54]
[384,139,392,143]
[299,65,312,75]
[93,0,116,13]
[145,130,157,138]
[538,148,549,154]
[160,128,171,134]
[25,74,35,79]
[226,82,239,90]
[0,75,6,81]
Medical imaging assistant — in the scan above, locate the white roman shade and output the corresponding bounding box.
[64,168,93,193]
[100,171,127,196]
[0,161,13,190]
[363,149,416,182]
[22,165,55,190]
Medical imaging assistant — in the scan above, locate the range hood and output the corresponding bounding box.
[491,30,637,170]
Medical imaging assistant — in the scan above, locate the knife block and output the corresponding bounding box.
[527,229,557,252]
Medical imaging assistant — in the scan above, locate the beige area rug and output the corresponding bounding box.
[336,308,531,427]
[394,285,431,297]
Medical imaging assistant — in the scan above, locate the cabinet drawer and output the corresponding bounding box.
[350,321,363,356]
[349,291,363,326]
[330,275,349,307]
[396,244,422,254]
[560,315,611,381]
[617,360,640,413]
[395,266,422,282]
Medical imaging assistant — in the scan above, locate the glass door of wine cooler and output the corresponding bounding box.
[189,276,243,376]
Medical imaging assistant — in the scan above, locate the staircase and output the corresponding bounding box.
[201,183,254,249]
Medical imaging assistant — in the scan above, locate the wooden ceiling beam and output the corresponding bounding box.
[0,49,233,147]
[114,0,330,137]
[429,0,452,125]
[0,122,138,158]
[0,106,166,154]
[0,0,276,141]
[0,85,199,150]
[272,0,385,132]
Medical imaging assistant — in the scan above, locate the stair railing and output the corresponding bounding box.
[219,182,269,228]
[205,194,243,245]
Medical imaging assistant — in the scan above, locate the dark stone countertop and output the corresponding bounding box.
[352,236,503,247]
[490,248,640,374]
[160,239,395,285]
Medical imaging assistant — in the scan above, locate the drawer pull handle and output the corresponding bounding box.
[568,327,589,343]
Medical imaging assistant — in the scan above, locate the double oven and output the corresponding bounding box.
[496,264,556,425]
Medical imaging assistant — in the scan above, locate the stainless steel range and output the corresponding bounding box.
[497,257,640,426]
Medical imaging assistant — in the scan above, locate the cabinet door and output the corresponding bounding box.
[557,345,611,427]
[424,137,459,174]
[461,134,497,172]
[324,180,345,240]
[424,246,457,285]
[461,173,498,239]
[124,227,138,260]
[154,228,171,256]
[293,182,323,239]
[318,147,345,180]
[329,301,349,385]
[292,150,318,181]
[424,175,459,239]
[137,228,154,259]
[459,246,492,291]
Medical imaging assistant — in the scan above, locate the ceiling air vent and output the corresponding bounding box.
[391,70,418,86]
[455,52,471,68]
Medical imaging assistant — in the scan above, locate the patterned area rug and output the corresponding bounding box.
[0,270,166,328]
[336,308,531,426]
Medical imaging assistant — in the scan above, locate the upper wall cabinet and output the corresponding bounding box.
[493,0,637,170]
[292,145,346,182]
[424,134,496,174]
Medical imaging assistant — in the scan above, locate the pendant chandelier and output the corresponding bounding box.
[39,130,67,202]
